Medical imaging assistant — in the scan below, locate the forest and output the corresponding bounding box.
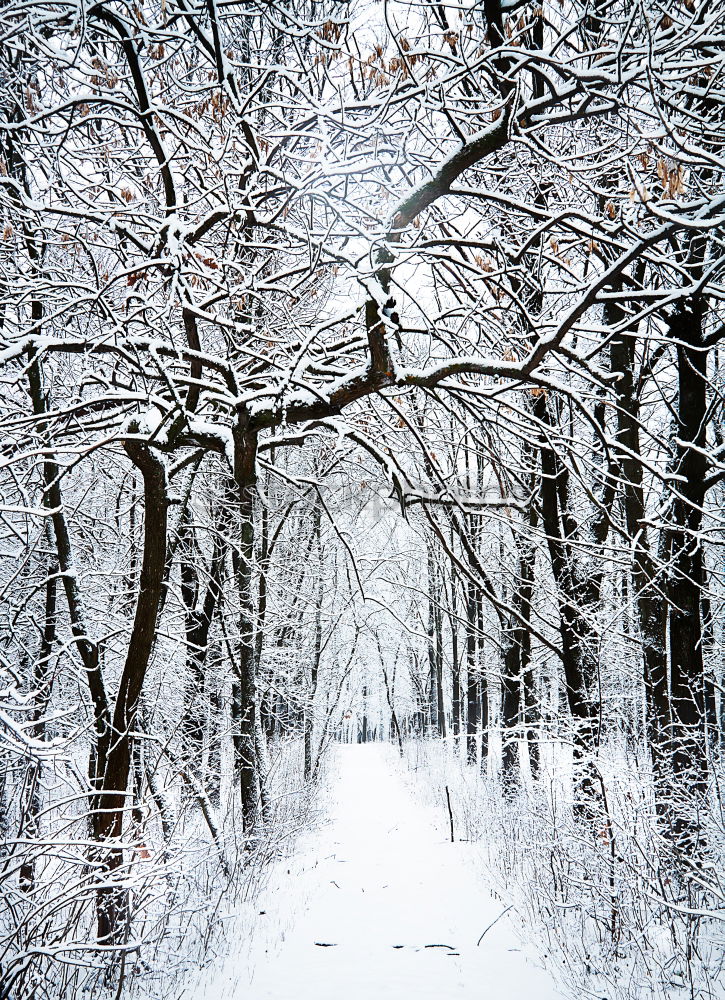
[0,0,724,997]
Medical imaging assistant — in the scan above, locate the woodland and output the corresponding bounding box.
[1,0,724,997]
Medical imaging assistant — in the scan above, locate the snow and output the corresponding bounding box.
[192,744,565,1000]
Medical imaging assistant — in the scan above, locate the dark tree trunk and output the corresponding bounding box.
[500,633,520,781]
[500,524,535,783]
[610,306,670,795]
[427,546,439,735]
[450,567,461,749]
[179,504,226,766]
[477,588,489,770]
[536,394,603,812]
[663,303,709,845]
[304,506,323,780]
[465,578,479,765]
[94,437,168,944]
[18,534,57,892]
[382,666,404,757]
[232,410,260,833]
[479,673,489,773]
[360,685,369,744]
[435,587,446,740]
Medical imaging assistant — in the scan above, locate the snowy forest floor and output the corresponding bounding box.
[186,743,564,1000]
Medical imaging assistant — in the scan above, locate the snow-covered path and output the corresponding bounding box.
[204,744,565,1000]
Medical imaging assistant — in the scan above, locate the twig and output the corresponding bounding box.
[476,905,513,946]
[445,785,455,843]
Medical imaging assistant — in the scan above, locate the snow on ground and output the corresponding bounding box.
[191,743,566,1000]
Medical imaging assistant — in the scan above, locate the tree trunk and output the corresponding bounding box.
[360,685,369,744]
[94,437,168,944]
[501,510,536,783]
[18,535,57,891]
[537,395,602,812]
[500,630,520,781]
[610,307,669,796]
[180,500,227,765]
[465,578,479,765]
[435,584,446,740]
[664,303,709,846]
[232,410,260,833]
[304,506,323,781]
[450,566,461,750]
[427,545,439,735]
